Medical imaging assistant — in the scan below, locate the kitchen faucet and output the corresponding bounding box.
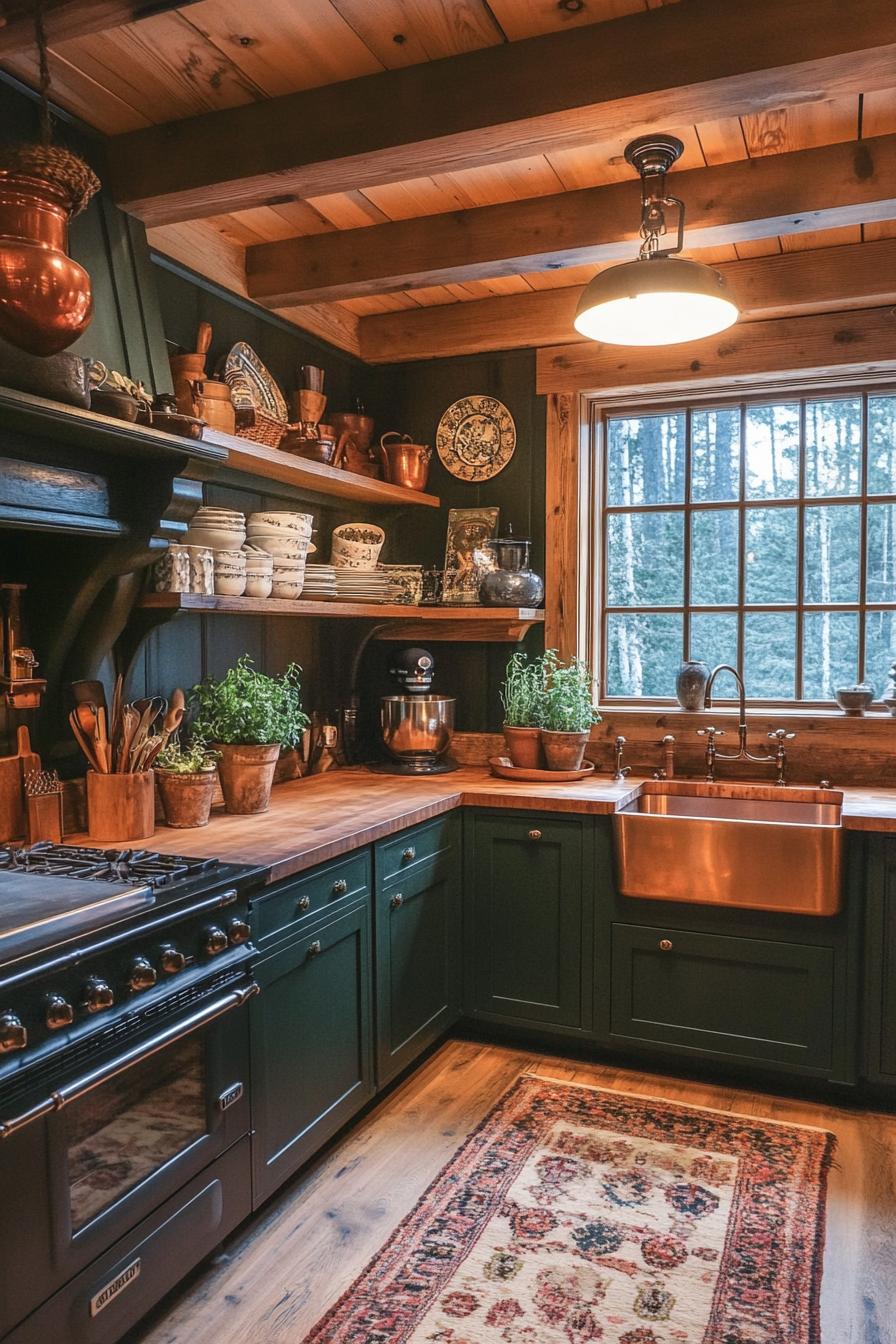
[699,664,795,785]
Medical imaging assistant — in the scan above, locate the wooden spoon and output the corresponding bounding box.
[69,710,102,773]
[118,704,139,773]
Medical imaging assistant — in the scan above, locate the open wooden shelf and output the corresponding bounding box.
[137,592,544,641]
[204,429,441,509]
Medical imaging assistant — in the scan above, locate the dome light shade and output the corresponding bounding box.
[573,256,739,346]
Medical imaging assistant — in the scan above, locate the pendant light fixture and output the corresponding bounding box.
[573,134,738,347]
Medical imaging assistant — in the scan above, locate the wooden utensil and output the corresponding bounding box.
[0,726,37,841]
[16,726,40,778]
[69,679,107,711]
[196,321,212,370]
[69,709,102,773]
[117,704,139,774]
[110,672,124,747]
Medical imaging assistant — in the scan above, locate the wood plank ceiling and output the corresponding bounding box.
[3,0,896,361]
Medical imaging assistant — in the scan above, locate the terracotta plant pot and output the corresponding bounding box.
[503,724,544,770]
[214,742,281,814]
[157,769,217,828]
[540,729,590,772]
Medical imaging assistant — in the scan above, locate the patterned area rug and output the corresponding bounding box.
[304,1075,834,1344]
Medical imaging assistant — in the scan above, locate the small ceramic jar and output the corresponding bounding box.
[185,545,214,595]
[152,544,190,593]
[331,523,385,569]
[245,573,274,599]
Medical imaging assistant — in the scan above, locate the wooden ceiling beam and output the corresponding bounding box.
[535,305,896,396]
[246,135,896,305]
[356,238,896,363]
[106,0,896,226]
[0,0,198,56]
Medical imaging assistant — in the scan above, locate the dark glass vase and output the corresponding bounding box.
[676,660,710,711]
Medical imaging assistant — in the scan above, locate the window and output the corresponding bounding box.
[598,390,896,703]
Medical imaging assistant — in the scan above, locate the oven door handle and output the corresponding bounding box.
[0,980,259,1141]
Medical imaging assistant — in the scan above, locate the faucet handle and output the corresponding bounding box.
[697,726,724,738]
[768,728,796,743]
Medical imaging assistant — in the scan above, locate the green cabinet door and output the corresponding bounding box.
[864,836,896,1084]
[464,810,591,1032]
[250,901,374,1206]
[611,923,835,1073]
[375,852,462,1086]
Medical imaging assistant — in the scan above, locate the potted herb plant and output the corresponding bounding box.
[540,651,601,771]
[155,737,219,829]
[500,650,546,768]
[190,656,310,815]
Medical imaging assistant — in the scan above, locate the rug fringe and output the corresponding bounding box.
[519,1071,837,1139]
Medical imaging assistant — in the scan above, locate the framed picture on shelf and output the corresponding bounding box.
[443,507,499,605]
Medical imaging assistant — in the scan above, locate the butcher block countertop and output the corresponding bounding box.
[78,767,896,885]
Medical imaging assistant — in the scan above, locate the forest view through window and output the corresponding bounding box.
[601,392,896,702]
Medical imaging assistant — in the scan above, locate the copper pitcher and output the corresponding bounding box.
[378,432,432,492]
[0,172,94,356]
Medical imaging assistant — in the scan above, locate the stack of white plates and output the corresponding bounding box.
[302,564,338,599]
[333,569,393,603]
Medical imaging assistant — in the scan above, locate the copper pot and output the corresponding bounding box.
[331,410,379,477]
[0,172,93,356]
[196,378,235,434]
[378,432,432,492]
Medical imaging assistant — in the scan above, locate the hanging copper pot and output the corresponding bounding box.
[0,170,94,356]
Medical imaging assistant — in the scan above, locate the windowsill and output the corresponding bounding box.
[596,704,896,721]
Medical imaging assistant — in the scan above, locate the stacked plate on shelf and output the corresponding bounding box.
[302,564,338,599]
[333,569,393,603]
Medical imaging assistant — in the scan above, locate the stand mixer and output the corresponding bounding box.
[376,647,457,775]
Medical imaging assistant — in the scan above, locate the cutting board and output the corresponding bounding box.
[0,727,40,842]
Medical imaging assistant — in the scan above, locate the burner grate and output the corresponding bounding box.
[0,843,219,888]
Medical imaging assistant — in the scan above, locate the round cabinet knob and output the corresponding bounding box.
[402,846,416,863]
[203,926,228,956]
[307,940,322,958]
[0,1011,27,1052]
[44,994,74,1031]
[158,944,186,975]
[127,956,157,992]
[227,918,251,945]
[390,893,404,910]
[659,938,674,952]
[332,879,348,897]
[82,978,114,1014]
[296,895,311,913]
[528,829,542,841]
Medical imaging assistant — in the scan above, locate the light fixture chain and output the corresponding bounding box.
[33,0,53,147]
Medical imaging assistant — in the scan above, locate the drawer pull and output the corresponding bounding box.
[307,940,322,958]
[390,893,404,910]
[296,895,311,913]
[332,879,348,896]
[659,938,673,952]
[528,829,542,841]
[402,846,416,863]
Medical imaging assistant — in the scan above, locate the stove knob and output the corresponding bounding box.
[203,926,228,956]
[127,956,158,992]
[82,977,114,1014]
[158,944,186,975]
[0,1012,26,1053]
[44,994,75,1030]
[227,918,251,945]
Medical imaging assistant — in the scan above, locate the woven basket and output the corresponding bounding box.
[235,409,286,448]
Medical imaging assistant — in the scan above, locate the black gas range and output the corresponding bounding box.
[0,842,264,1344]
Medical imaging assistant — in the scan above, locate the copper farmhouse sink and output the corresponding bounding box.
[613,781,844,916]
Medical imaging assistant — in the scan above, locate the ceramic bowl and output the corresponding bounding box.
[378,564,424,605]
[248,511,313,534]
[247,532,309,558]
[245,574,273,599]
[834,684,875,715]
[186,527,247,551]
[331,522,385,569]
[271,577,305,599]
[214,548,247,566]
[214,573,247,597]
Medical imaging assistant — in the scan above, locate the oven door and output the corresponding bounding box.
[0,971,256,1338]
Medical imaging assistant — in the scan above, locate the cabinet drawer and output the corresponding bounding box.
[376,814,458,889]
[611,923,834,1072]
[252,849,371,946]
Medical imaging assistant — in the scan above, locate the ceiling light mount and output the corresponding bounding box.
[573,131,739,346]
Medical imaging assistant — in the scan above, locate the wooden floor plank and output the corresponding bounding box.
[132,1038,896,1344]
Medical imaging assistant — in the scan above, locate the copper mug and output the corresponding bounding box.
[377,432,432,492]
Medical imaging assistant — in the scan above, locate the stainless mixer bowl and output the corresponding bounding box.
[380,695,455,762]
